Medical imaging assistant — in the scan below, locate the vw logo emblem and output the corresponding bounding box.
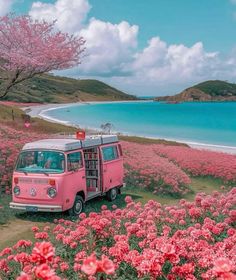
[30,187,37,197]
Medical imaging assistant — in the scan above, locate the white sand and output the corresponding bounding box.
[22,102,236,155]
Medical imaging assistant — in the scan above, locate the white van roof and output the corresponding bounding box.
[22,135,118,152]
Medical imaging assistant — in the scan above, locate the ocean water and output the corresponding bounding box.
[42,101,236,147]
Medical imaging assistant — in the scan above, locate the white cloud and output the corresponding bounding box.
[59,35,234,96]
[129,37,218,83]
[29,0,138,76]
[0,0,13,16]
[95,38,224,96]
[29,0,91,33]
[77,19,138,75]
[29,0,236,96]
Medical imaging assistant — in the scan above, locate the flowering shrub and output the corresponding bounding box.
[151,144,236,182]
[0,189,235,279]
[122,142,191,195]
[121,141,236,186]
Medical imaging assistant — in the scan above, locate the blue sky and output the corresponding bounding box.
[3,0,236,96]
[89,0,236,53]
[13,0,236,53]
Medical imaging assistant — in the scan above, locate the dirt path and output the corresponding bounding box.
[0,219,48,250]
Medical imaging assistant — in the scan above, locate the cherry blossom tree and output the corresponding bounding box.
[0,14,85,98]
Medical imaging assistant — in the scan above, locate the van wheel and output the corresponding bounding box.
[106,187,117,201]
[69,195,84,216]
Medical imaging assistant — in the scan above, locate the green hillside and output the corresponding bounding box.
[155,80,236,102]
[194,80,236,97]
[1,73,137,103]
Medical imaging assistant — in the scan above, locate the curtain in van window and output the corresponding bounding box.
[102,146,118,161]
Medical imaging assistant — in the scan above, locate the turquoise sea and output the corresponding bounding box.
[41,101,236,147]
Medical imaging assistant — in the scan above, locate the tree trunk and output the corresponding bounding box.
[11,109,14,121]
[0,87,10,98]
[0,70,20,98]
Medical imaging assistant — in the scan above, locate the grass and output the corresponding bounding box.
[0,104,77,134]
[1,72,137,103]
[119,135,188,146]
[0,192,142,250]
[124,176,225,205]
[0,220,36,250]
[0,194,17,225]
[0,176,224,225]
[0,176,226,250]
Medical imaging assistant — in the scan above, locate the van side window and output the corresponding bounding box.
[67,152,83,171]
[102,146,118,161]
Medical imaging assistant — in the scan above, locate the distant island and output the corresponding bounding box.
[1,72,138,103]
[155,80,236,102]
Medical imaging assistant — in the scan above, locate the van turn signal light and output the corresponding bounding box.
[14,177,19,184]
[49,179,56,186]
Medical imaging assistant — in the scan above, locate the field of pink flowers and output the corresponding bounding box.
[1,124,236,196]
[122,142,191,195]
[152,145,236,182]
[0,189,235,279]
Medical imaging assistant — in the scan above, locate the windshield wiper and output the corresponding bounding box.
[33,170,50,176]
[17,169,28,175]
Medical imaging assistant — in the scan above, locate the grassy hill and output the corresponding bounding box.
[1,73,137,103]
[194,80,236,97]
[155,80,236,102]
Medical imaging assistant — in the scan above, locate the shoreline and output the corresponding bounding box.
[23,102,236,155]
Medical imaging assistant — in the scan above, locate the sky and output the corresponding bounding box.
[1,0,236,96]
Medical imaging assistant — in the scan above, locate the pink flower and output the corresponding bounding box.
[125,196,133,203]
[0,247,12,257]
[213,258,232,273]
[35,263,60,280]
[81,254,115,276]
[16,272,32,280]
[31,226,39,232]
[81,254,98,276]
[98,255,115,275]
[31,242,55,264]
[60,262,69,272]
[101,205,108,210]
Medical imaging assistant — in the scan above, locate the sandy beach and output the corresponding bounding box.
[23,102,236,155]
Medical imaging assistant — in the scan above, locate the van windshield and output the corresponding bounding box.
[15,151,65,174]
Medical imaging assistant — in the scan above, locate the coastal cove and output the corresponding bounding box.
[26,101,236,153]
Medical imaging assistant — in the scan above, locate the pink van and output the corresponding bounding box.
[10,135,124,215]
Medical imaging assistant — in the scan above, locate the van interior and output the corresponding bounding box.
[83,147,101,199]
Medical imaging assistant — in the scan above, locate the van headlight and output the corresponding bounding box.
[47,187,57,198]
[14,186,20,196]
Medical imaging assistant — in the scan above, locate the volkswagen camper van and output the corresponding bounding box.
[10,135,124,215]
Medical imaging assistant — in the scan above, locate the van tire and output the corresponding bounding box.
[69,195,84,216]
[106,187,117,201]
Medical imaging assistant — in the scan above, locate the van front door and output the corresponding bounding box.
[63,151,86,208]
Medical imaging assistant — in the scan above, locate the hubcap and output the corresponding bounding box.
[111,188,117,200]
[75,201,82,214]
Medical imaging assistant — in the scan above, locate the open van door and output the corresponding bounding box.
[101,144,123,193]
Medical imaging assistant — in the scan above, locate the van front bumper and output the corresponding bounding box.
[9,202,63,212]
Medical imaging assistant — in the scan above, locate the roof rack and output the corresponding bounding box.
[22,135,118,151]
